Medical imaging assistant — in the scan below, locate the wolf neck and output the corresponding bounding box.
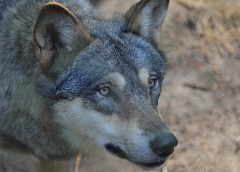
[0,0,93,159]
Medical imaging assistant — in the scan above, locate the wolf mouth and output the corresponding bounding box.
[105,143,127,159]
[105,143,165,168]
[136,160,165,169]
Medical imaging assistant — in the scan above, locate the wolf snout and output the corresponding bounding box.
[150,133,178,158]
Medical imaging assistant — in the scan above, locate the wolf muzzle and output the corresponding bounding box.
[105,131,178,168]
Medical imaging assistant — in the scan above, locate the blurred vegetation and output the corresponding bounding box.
[162,0,240,61]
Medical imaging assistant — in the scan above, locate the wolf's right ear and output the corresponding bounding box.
[34,2,93,70]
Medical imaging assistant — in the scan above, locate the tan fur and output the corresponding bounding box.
[108,73,126,90]
[138,68,150,86]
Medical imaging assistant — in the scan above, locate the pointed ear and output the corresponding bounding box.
[34,2,93,70]
[125,0,169,41]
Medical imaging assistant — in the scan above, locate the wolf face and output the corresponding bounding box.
[33,0,177,168]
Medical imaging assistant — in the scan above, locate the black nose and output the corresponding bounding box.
[150,133,178,157]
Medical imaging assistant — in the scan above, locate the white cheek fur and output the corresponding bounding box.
[53,98,158,163]
[54,98,120,147]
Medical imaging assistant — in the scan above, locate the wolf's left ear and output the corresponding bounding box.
[34,2,93,70]
[125,0,169,41]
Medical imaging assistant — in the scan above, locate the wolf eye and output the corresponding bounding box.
[97,86,110,96]
[148,76,159,89]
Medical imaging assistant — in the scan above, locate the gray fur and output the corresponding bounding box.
[0,0,16,20]
[0,0,176,168]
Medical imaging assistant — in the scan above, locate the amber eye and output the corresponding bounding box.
[148,76,159,89]
[98,86,110,96]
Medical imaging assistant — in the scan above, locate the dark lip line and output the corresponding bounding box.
[134,159,165,169]
[105,144,166,169]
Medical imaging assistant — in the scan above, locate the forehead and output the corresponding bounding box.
[53,21,166,98]
[55,35,165,95]
[72,34,166,77]
[56,16,167,81]
[116,33,166,75]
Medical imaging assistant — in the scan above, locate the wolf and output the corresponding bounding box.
[0,0,178,169]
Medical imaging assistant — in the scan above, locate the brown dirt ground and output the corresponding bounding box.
[0,0,239,172]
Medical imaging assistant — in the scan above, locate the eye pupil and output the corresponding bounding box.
[148,76,159,88]
[149,79,155,86]
[99,87,109,96]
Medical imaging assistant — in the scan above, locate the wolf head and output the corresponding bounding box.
[34,0,177,168]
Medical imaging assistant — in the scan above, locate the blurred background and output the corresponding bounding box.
[0,0,239,172]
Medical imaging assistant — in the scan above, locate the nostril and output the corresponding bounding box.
[150,133,178,157]
[157,147,174,157]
